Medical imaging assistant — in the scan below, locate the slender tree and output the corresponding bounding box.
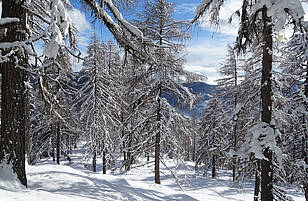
[216,44,240,181]
[134,0,192,184]
[77,35,120,173]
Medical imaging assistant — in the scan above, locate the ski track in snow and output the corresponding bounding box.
[0,150,305,201]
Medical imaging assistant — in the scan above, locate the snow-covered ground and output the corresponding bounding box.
[0,150,305,201]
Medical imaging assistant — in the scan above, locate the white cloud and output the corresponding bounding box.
[68,9,93,71]
[184,35,235,84]
[181,0,241,84]
[184,65,220,84]
[69,9,92,33]
[69,9,94,49]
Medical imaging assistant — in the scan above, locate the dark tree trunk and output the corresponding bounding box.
[121,112,127,162]
[103,149,106,174]
[254,161,261,201]
[187,138,190,161]
[232,164,236,182]
[25,89,30,164]
[260,6,273,201]
[212,154,216,179]
[56,122,61,165]
[147,151,150,162]
[233,51,238,183]
[184,141,187,161]
[155,84,161,184]
[52,135,55,162]
[0,0,29,187]
[126,151,131,171]
[232,121,237,182]
[52,149,55,162]
[304,183,308,201]
[303,61,308,201]
[302,134,308,201]
[93,149,97,172]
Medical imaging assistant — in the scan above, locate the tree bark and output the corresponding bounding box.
[233,56,238,182]
[56,122,61,165]
[93,149,97,172]
[254,161,261,201]
[260,6,274,201]
[212,154,216,179]
[155,84,161,184]
[0,0,29,187]
[103,149,106,174]
[303,61,308,201]
[192,131,196,162]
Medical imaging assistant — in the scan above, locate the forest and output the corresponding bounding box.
[0,0,307,201]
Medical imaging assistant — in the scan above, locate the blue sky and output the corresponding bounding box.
[1,0,307,84]
[68,0,244,84]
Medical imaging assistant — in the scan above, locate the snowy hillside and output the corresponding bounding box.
[163,82,216,117]
[0,150,304,201]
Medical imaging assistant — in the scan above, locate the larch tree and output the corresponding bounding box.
[197,93,228,179]
[134,0,193,184]
[28,50,79,165]
[191,0,304,200]
[216,44,240,181]
[77,35,120,173]
[280,30,308,200]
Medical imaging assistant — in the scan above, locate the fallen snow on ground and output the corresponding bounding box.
[0,151,305,201]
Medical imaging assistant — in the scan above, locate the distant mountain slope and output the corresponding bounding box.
[163,82,216,118]
[74,71,215,118]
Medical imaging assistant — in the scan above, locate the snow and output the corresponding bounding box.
[0,161,25,190]
[43,0,72,59]
[0,18,20,25]
[252,0,304,32]
[0,148,305,201]
[105,0,143,38]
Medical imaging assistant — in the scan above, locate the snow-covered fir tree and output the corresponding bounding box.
[197,94,228,179]
[77,35,120,173]
[132,0,195,184]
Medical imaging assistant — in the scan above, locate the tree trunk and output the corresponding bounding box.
[155,84,161,184]
[103,149,106,174]
[56,122,61,165]
[0,0,29,187]
[303,61,308,201]
[93,149,97,172]
[192,132,196,162]
[260,6,273,201]
[51,136,55,162]
[187,138,190,161]
[304,183,308,201]
[233,49,238,183]
[212,154,216,179]
[147,151,150,162]
[232,121,237,182]
[302,135,308,201]
[254,161,261,201]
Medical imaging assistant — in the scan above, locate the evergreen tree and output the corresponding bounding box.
[77,35,120,173]
[134,0,193,184]
[216,44,240,181]
[197,94,228,178]
[280,31,308,200]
